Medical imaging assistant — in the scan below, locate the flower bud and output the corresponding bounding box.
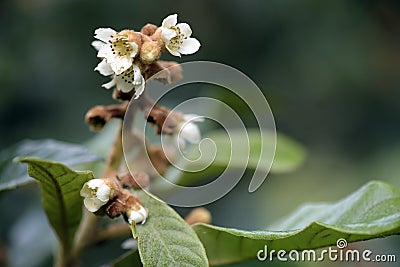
[141,23,158,36]
[174,114,204,149]
[127,205,148,225]
[140,41,161,64]
[185,207,211,225]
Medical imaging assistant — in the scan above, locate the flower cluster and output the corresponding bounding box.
[83,14,204,231]
[80,173,149,226]
[92,14,200,99]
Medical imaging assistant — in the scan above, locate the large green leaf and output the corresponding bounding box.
[19,158,94,256]
[0,139,102,192]
[198,130,306,174]
[193,181,400,266]
[153,130,305,192]
[135,191,209,267]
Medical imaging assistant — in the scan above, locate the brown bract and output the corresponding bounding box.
[105,188,143,219]
[85,103,127,131]
[117,172,150,189]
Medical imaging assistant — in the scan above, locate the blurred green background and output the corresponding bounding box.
[1,0,400,266]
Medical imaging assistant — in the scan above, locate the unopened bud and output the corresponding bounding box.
[141,23,158,36]
[140,41,161,64]
[185,207,211,225]
[127,205,148,225]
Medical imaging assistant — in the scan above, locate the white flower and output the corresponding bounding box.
[96,61,145,99]
[160,14,201,57]
[80,179,111,212]
[175,114,204,149]
[92,28,139,75]
[127,205,148,225]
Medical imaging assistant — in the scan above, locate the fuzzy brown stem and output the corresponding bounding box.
[91,223,131,245]
[85,103,128,131]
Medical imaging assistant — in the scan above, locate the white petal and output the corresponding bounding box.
[94,28,116,42]
[161,28,177,43]
[91,41,104,51]
[97,45,112,59]
[84,197,106,212]
[87,179,104,189]
[80,184,91,198]
[110,57,132,75]
[129,42,139,57]
[162,14,177,28]
[132,65,142,85]
[94,60,114,76]
[115,77,134,93]
[183,114,204,122]
[177,23,192,37]
[180,122,201,144]
[102,78,116,89]
[166,45,181,57]
[96,184,111,202]
[133,76,145,99]
[128,206,148,224]
[178,38,201,55]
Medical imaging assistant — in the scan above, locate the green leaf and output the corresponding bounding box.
[111,251,142,267]
[153,130,306,191]
[0,139,102,192]
[193,181,400,266]
[270,132,306,173]
[19,157,94,255]
[135,191,209,267]
[200,130,306,173]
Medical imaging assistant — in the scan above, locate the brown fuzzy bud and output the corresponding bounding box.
[185,208,212,225]
[141,23,158,36]
[150,28,164,44]
[140,41,161,64]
